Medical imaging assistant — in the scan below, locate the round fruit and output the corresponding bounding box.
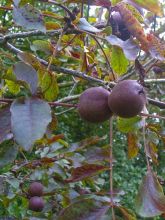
[78,87,113,123]
[108,80,146,118]
[152,66,163,74]
[29,196,44,212]
[111,12,131,41]
[28,182,43,197]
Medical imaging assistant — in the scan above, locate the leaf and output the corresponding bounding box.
[0,141,18,168]
[13,3,46,32]
[111,46,129,75]
[106,35,140,61]
[4,67,20,95]
[65,164,108,183]
[77,18,101,33]
[127,133,139,159]
[117,116,142,133]
[57,198,109,220]
[40,71,59,101]
[30,40,53,55]
[131,0,163,17]
[42,10,64,21]
[13,62,38,94]
[84,145,110,162]
[10,97,52,151]
[0,106,12,144]
[147,33,165,61]
[135,59,145,86]
[146,141,158,164]
[69,136,107,152]
[45,21,61,30]
[117,206,137,220]
[17,52,41,69]
[135,170,165,217]
[117,2,149,51]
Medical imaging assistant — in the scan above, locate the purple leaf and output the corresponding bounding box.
[106,35,140,60]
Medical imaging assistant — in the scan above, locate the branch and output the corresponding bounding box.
[147,98,165,109]
[4,43,165,110]
[0,29,79,44]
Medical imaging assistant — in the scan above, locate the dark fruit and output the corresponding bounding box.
[108,80,146,118]
[78,87,113,123]
[28,182,43,197]
[29,196,44,212]
[111,12,131,41]
[152,66,163,74]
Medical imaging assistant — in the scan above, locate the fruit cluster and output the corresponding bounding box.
[28,182,44,212]
[78,80,146,122]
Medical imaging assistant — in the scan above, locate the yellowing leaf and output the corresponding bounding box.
[40,71,59,101]
[131,0,163,17]
[127,133,139,159]
[45,21,61,30]
[111,46,129,75]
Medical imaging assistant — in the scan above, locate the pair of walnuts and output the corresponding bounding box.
[78,80,146,123]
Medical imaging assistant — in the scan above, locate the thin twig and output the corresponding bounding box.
[109,117,115,220]
[142,121,151,171]
[139,112,165,120]
[92,36,116,81]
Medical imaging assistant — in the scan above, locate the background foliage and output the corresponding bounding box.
[0,0,165,219]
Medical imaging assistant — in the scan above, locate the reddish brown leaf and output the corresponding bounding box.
[57,198,109,220]
[147,33,165,61]
[117,2,149,51]
[135,170,165,217]
[65,164,109,183]
[135,59,146,86]
[47,134,64,144]
[85,145,111,162]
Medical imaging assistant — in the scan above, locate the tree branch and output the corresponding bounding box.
[4,42,165,110]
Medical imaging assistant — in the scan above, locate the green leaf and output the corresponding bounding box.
[135,170,165,217]
[13,61,38,94]
[4,67,20,95]
[10,97,52,151]
[57,198,109,220]
[40,71,59,101]
[30,40,53,55]
[13,3,46,32]
[0,140,18,168]
[65,164,108,183]
[111,46,129,75]
[117,116,142,133]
